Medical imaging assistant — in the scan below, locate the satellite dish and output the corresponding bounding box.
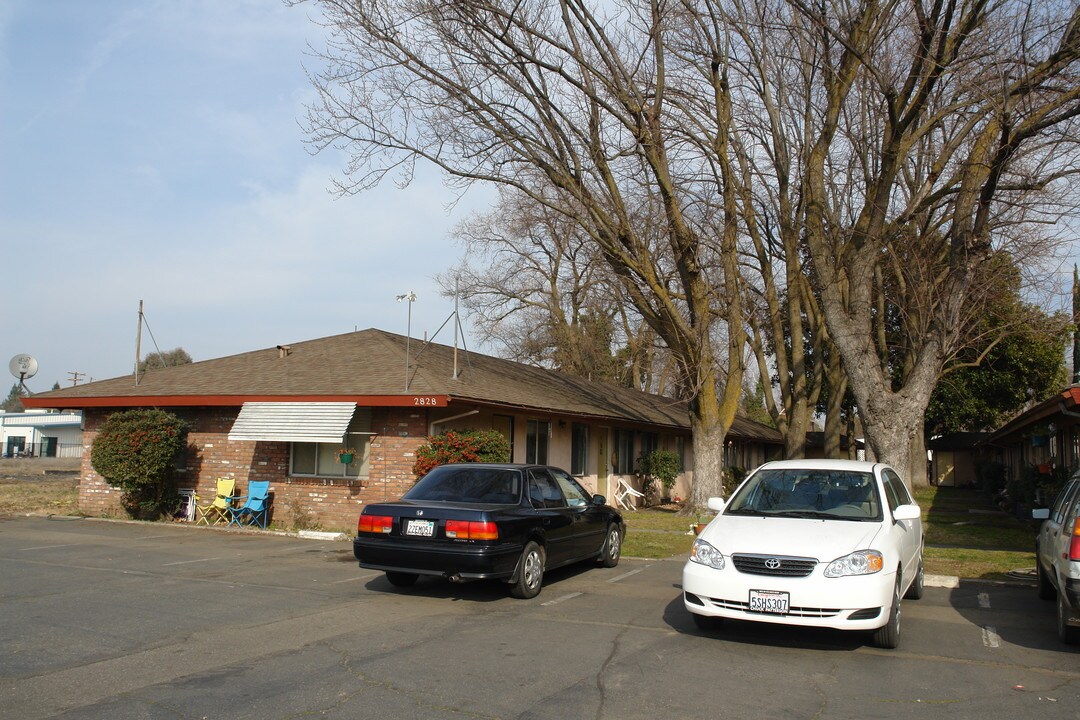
[9,354,39,380]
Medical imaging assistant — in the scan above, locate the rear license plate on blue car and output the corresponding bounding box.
[749,590,789,614]
[405,519,435,537]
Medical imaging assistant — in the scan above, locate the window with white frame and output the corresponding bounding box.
[290,409,373,479]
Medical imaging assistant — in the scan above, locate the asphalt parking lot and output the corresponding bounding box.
[1,515,1077,720]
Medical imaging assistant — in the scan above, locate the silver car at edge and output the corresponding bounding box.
[1034,473,1080,644]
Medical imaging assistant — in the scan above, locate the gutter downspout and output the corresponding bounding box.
[429,409,480,436]
[1059,400,1080,420]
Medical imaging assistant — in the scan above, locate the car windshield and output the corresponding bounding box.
[725,468,882,521]
[404,466,522,504]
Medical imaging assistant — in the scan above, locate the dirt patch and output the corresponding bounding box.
[0,459,80,515]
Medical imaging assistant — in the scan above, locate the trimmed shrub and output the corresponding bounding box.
[90,409,188,519]
[412,429,512,478]
[639,450,681,497]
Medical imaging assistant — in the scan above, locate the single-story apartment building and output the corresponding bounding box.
[0,410,83,458]
[24,329,782,531]
[982,385,1080,481]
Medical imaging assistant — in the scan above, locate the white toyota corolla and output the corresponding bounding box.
[683,459,924,648]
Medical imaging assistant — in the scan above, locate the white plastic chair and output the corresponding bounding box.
[614,477,645,511]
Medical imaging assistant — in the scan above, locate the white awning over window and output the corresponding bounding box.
[228,402,357,444]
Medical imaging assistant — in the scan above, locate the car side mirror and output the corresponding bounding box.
[592,494,607,506]
[707,497,726,512]
[1032,508,1050,520]
[892,504,920,521]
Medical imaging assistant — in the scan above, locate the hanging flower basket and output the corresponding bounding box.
[338,448,356,464]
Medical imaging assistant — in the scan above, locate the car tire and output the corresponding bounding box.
[1058,592,1080,645]
[1037,561,1056,601]
[599,524,622,568]
[691,612,724,632]
[509,541,545,599]
[385,571,419,588]
[904,557,925,600]
[872,578,902,649]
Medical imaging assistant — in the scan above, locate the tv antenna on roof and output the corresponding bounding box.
[9,354,38,393]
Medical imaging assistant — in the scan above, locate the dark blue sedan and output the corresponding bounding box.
[353,463,625,598]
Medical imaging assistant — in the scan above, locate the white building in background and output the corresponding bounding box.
[0,410,83,458]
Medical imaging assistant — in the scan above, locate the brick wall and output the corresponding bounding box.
[79,406,428,533]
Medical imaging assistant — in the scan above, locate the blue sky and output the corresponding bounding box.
[3,2,1077,394]
[0,0,492,390]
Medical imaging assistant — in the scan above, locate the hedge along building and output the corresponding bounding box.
[24,329,782,531]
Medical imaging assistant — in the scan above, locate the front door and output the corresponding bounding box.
[597,427,610,498]
[41,437,58,457]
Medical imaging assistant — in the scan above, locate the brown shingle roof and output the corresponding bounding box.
[27,329,782,440]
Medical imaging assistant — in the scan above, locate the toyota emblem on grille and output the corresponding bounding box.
[765,558,781,570]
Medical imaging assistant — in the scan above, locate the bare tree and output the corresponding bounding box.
[300,0,749,505]
[437,187,654,386]
[722,0,1080,482]
[299,0,1079,492]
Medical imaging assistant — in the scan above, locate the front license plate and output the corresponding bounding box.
[404,519,435,537]
[749,590,789,614]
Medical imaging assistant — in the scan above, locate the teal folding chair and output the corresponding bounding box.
[227,481,271,528]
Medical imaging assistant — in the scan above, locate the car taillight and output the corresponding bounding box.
[1069,517,1080,561]
[358,514,393,534]
[445,520,498,540]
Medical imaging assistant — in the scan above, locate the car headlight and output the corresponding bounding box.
[690,539,725,570]
[824,550,883,578]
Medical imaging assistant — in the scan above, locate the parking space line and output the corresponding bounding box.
[541,592,582,606]
[607,565,652,583]
[978,592,991,609]
[982,626,1001,648]
[330,573,380,584]
[20,543,81,551]
[162,557,222,567]
[138,534,174,541]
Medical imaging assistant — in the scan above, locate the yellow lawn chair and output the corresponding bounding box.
[195,478,237,525]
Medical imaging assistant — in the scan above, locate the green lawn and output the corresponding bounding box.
[621,485,1037,581]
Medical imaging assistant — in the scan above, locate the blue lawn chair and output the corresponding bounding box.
[228,481,271,528]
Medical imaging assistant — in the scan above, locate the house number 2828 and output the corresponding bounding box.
[412,397,439,406]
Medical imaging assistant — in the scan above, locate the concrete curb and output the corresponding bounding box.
[298,530,349,542]
[925,574,960,588]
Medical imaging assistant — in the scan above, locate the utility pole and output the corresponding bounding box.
[396,291,416,391]
[67,371,86,386]
[135,300,144,386]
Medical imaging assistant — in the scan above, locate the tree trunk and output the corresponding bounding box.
[908,432,928,489]
[822,351,847,458]
[688,413,728,508]
[783,401,809,459]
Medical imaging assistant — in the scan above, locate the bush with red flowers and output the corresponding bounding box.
[411,429,511,478]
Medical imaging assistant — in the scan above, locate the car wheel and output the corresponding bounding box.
[509,541,545,599]
[872,578,902,649]
[1058,592,1080,645]
[904,557,925,600]
[385,571,419,588]
[691,612,724,632]
[599,524,622,568]
[1037,561,1056,601]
